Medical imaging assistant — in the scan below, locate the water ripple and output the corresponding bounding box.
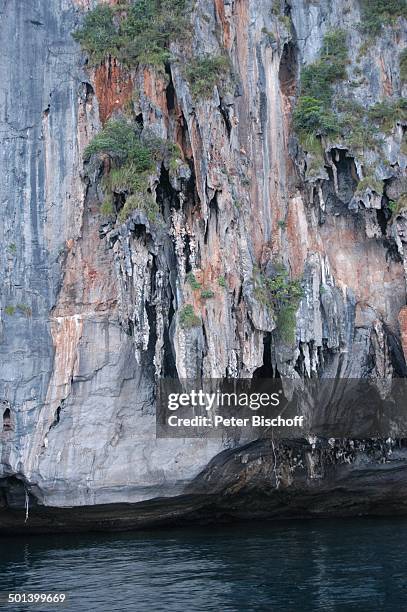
[0,517,406,611]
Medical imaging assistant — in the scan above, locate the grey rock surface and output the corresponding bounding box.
[0,0,407,521]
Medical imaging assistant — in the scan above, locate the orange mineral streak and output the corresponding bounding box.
[286,195,310,278]
[214,0,232,49]
[233,0,250,165]
[175,111,193,160]
[379,57,393,97]
[321,215,404,322]
[42,201,118,435]
[52,134,119,320]
[48,315,84,401]
[142,67,169,123]
[398,306,407,362]
[94,58,133,125]
[189,117,206,206]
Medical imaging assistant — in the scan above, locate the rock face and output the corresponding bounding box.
[0,0,406,528]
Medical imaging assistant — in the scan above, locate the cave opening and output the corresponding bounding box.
[165,70,176,112]
[163,296,177,378]
[84,82,94,102]
[184,235,194,273]
[113,191,126,216]
[142,302,159,382]
[218,100,232,139]
[378,182,398,237]
[2,408,11,432]
[278,41,297,97]
[331,149,358,207]
[0,476,38,509]
[50,404,62,430]
[156,165,180,220]
[383,238,402,263]
[294,344,306,377]
[177,111,193,162]
[204,192,219,245]
[146,302,157,355]
[135,112,144,129]
[318,149,359,220]
[384,324,407,377]
[376,208,388,235]
[253,334,275,378]
[132,223,149,240]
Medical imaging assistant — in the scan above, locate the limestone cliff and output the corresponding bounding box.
[1,0,407,529]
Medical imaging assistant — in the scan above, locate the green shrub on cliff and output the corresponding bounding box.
[73,0,187,68]
[359,0,406,37]
[300,30,348,104]
[100,199,114,216]
[119,0,187,67]
[201,289,215,299]
[186,55,231,98]
[186,272,201,290]
[294,30,348,138]
[104,163,147,194]
[179,304,201,329]
[336,99,381,150]
[297,132,324,157]
[293,97,340,137]
[276,305,299,345]
[388,194,407,217]
[294,97,324,133]
[118,192,159,223]
[85,119,178,222]
[73,5,118,64]
[253,266,303,345]
[367,98,407,133]
[294,27,405,152]
[355,176,383,195]
[84,120,152,168]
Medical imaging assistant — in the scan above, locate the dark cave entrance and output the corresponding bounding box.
[163,290,177,379]
[278,41,297,97]
[2,408,11,432]
[253,334,278,378]
[324,149,359,212]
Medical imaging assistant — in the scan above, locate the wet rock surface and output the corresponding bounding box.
[1,438,407,533]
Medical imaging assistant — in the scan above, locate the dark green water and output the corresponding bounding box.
[0,518,406,611]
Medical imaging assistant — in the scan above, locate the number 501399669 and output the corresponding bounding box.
[6,593,66,604]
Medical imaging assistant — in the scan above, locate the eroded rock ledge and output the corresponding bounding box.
[1,439,407,534]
